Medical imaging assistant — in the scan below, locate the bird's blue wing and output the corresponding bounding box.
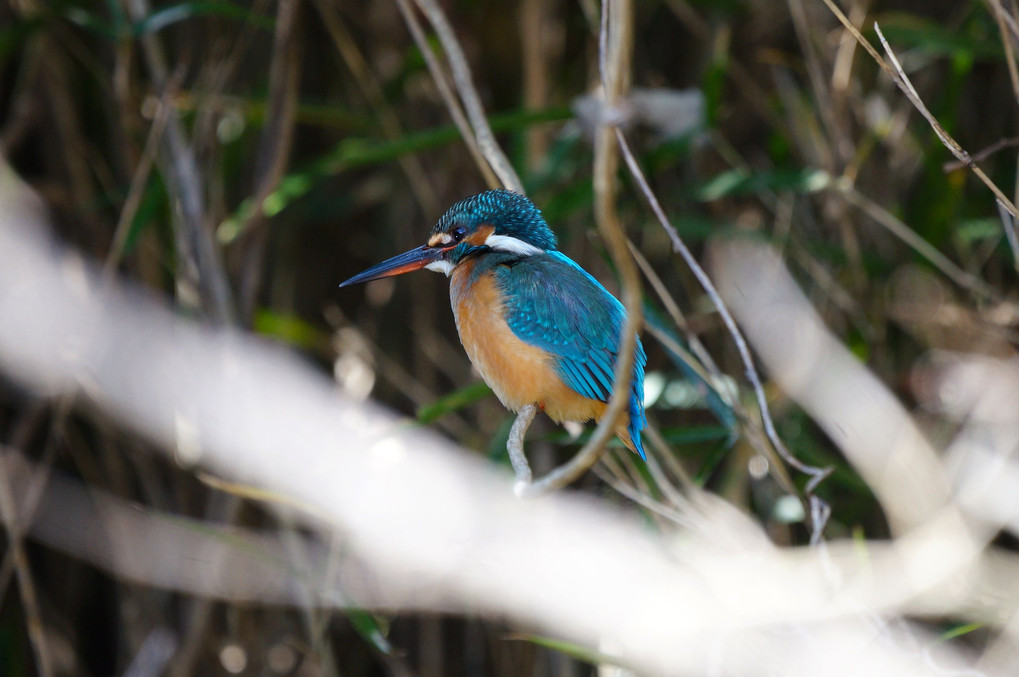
[494,252,646,453]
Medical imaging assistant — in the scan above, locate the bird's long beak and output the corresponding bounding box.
[339,244,449,287]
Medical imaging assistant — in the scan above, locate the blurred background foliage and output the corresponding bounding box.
[1,0,1017,674]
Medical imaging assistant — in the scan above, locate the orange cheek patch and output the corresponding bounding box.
[465,224,494,247]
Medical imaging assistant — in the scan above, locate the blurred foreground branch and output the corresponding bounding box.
[1,169,1017,675]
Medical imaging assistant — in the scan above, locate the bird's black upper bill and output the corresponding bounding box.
[339,245,447,287]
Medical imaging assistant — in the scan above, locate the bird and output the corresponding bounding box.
[340,189,647,459]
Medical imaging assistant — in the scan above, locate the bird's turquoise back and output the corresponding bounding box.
[488,251,647,458]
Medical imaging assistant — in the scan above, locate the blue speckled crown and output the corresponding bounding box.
[432,190,558,251]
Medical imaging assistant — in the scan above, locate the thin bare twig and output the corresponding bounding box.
[314,0,440,217]
[994,0,1019,276]
[642,421,695,494]
[981,0,1019,43]
[837,185,1000,299]
[942,136,1019,172]
[627,239,724,385]
[103,79,175,280]
[640,270,803,502]
[640,437,694,510]
[614,130,832,542]
[787,0,840,168]
[392,0,499,189]
[991,0,1019,105]
[127,0,236,323]
[996,199,1019,273]
[237,0,302,322]
[0,446,54,677]
[411,0,525,194]
[119,9,242,669]
[592,462,691,526]
[663,0,787,133]
[819,0,1019,219]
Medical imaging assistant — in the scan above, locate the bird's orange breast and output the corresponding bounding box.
[449,260,610,427]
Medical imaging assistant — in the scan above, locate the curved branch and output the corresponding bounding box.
[520,0,640,497]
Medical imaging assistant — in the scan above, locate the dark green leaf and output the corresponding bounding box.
[937,622,983,643]
[417,381,493,423]
[253,310,330,352]
[871,13,1002,60]
[694,168,830,201]
[133,2,274,36]
[347,609,395,655]
[506,634,624,667]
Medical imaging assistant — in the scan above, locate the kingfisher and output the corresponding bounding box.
[340,190,646,459]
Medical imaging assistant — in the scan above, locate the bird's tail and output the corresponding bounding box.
[627,393,647,461]
[615,378,646,460]
[628,341,647,460]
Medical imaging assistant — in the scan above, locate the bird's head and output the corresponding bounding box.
[340,190,556,286]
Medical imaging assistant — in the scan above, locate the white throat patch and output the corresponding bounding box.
[425,259,453,276]
[484,234,542,257]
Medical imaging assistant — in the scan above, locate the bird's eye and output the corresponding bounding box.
[452,226,467,242]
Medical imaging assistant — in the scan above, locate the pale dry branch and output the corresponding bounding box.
[709,238,955,534]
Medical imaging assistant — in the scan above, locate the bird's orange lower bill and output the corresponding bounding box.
[339,244,448,287]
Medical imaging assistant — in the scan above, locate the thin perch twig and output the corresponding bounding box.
[508,404,536,493]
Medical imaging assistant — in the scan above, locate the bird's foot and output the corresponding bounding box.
[507,404,538,492]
